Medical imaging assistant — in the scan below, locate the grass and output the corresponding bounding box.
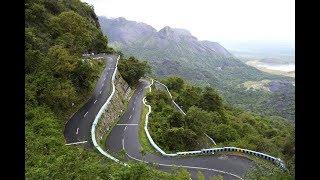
[198,135,217,149]
[138,105,158,154]
[99,115,121,148]
[244,155,291,179]
[98,91,133,149]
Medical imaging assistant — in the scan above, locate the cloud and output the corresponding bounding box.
[82,0,294,45]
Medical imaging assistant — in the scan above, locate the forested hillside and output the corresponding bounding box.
[25,0,190,179]
[147,76,295,178]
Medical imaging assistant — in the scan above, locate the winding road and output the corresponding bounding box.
[64,54,118,147]
[63,54,254,179]
[105,79,253,180]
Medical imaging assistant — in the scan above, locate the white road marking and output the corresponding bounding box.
[65,141,88,146]
[84,111,88,117]
[94,99,97,104]
[122,125,127,149]
[129,115,132,119]
[76,128,79,134]
[122,138,244,180]
[117,124,138,126]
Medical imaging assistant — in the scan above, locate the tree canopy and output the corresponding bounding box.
[25,0,187,179]
[118,56,151,87]
[147,76,295,178]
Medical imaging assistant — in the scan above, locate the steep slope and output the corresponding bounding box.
[99,16,156,45]
[98,16,295,121]
[98,17,291,87]
[201,40,233,57]
[25,0,191,179]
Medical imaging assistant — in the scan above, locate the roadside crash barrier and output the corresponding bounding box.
[90,55,127,165]
[144,79,286,170]
[182,147,286,170]
[143,79,177,157]
[154,80,186,115]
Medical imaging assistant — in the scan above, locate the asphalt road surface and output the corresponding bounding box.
[64,54,118,148]
[105,79,254,180]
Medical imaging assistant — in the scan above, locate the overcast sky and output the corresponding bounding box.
[82,0,294,48]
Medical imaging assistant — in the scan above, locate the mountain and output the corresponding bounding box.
[98,16,295,121]
[201,40,233,57]
[99,16,156,45]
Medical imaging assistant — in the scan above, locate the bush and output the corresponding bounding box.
[118,56,151,87]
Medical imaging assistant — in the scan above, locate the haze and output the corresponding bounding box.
[82,0,294,50]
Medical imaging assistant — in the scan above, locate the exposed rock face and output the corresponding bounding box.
[96,72,133,143]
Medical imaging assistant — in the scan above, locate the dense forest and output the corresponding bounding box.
[25,0,191,179]
[118,56,151,87]
[147,76,295,178]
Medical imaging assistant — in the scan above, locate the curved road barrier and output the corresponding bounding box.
[204,133,217,145]
[154,80,186,115]
[144,79,286,170]
[91,55,127,165]
[143,79,177,156]
[154,80,217,145]
[123,139,245,180]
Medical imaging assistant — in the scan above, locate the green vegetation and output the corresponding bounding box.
[25,0,190,179]
[209,175,224,180]
[197,171,205,180]
[139,105,158,154]
[147,76,294,178]
[221,82,295,121]
[245,156,292,179]
[118,56,151,87]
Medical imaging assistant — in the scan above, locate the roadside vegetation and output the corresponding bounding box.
[25,0,191,179]
[118,56,151,87]
[146,76,295,178]
[138,104,158,154]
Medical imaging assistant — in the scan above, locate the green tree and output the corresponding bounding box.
[212,124,239,143]
[185,106,211,135]
[48,11,98,54]
[47,45,77,78]
[199,87,223,112]
[165,127,198,151]
[168,111,185,127]
[162,76,185,92]
[118,56,151,87]
[176,84,202,111]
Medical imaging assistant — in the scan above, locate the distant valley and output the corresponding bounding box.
[231,46,295,77]
[246,60,295,78]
